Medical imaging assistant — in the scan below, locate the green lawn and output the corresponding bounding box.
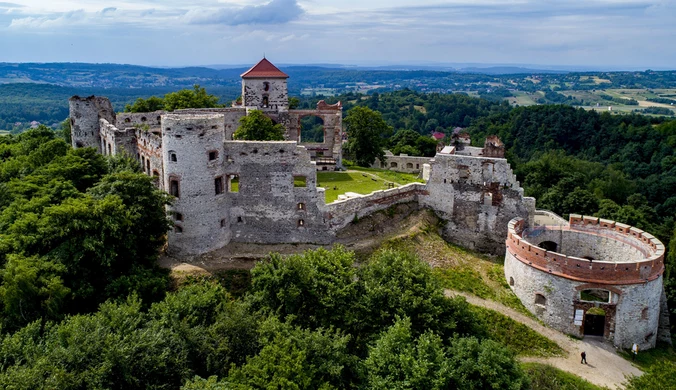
[523,363,609,390]
[317,168,423,203]
[0,130,9,136]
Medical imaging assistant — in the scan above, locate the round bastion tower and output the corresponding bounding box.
[68,96,115,151]
[162,113,230,255]
[505,214,668,350]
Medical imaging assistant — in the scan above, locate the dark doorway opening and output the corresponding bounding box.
[538,240,558,252]
[584,314,605,336]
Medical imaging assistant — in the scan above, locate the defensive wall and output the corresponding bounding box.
[504,215,669,349]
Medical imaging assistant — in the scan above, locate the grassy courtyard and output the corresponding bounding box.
[317,168,424,203]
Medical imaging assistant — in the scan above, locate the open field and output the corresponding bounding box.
[318,167,423,203]
[507,91,538,106]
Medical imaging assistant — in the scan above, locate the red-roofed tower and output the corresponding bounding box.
[241,58,289,110]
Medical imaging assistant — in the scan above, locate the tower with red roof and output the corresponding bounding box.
[241,58,290,111]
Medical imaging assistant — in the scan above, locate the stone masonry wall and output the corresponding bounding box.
[69,96,115,151]
[325,183,428,231]
[243,78,288,110]
[162,114,230,256]
[421,153,535,254]
[226,141,331,244]
[372,152,431,174]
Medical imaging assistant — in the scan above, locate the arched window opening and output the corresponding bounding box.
[263,82,270,91]
[175,212,183,221]
[535,294,546,307]
[509,277,515,286]
[293,176,307,188]
[580,289,610,303]
[390,162,398,168]
[146,159,151,173]
[406,163,413,169]
[300,116,325,143]
[108,144,112,155]
[174,225,183,234]
[538,241,558,252]
[298,219,305,227]
[641,307,649,320]
[297,203,305,210]
[169,151,177,162]
[220,219,227,228]
[141,156,146,171]
[262,96,269,107]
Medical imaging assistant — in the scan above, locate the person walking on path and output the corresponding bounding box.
[632,343,639,360]
[581,351,587,364]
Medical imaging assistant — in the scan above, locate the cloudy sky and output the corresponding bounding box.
[1,0,674,69]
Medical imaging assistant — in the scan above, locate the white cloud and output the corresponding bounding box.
[183,0,304,26]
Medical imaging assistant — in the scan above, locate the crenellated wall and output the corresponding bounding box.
[505,215,668,349]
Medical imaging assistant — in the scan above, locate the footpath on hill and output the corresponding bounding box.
[445,290,642,389]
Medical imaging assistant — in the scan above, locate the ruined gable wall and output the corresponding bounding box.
[174,108,246,140]
[287,105,343,167]
[225,141,331,244]
[69,96,115,151]
[116,111,164,129]
[421,153,535,254]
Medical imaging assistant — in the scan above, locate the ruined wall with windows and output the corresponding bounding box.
[287,101,344,170]
[225,141,331,245]
[372,151,431,174]
[421,151,535,254]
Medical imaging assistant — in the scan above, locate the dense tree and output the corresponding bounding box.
[233,110,285,141]
[124,85,221,113]
[345,106,390,166]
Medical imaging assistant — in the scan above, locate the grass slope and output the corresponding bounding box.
[378,226,534,317]
[523,363,609,390]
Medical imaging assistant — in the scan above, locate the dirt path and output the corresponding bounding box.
[445,290,641,389]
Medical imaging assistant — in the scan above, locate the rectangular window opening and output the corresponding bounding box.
[215,177,224,195]
[170,179,180,197]
[208,150,218,161]
[293,176,307,188]
[228,175,239,193]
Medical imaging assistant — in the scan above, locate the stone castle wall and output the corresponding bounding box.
[163,114,231,255]
[373,152,431,174]
[243,78,288,110]
[421,152,535,254]
[69,96,115,151]
[325,183,428,231]
[226,141,331,245]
